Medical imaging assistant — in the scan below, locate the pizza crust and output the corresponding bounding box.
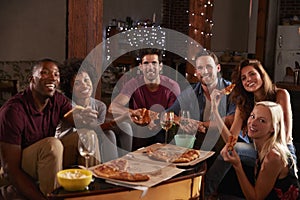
[223,83,236,95]
[64,105,85,118]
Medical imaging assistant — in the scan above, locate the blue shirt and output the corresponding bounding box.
[167,78,236,121]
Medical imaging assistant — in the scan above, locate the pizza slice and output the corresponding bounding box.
[106,159,128,171]
[64,105,85,118]
[93,159,150,182]
[131,108,159,126]
[172,149,200,163]
[227,135,238,151]
[145,147,200,163]
[222,83,236,95]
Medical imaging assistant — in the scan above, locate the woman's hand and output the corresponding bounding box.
[73,106,98,127]
[220,143,242,169]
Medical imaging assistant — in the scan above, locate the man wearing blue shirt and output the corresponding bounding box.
[168,50,235,163]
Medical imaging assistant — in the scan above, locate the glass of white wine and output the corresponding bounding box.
[179,110,190,133]
[78,131,96,169]
[160,111,174,144]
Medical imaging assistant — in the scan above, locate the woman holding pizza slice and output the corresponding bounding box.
[205,59,297,199]
[221,101,299,199]
[58,58,133,163]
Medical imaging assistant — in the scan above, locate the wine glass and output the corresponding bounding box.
[179,110,190,133]
[78,131,96,169]
[160,111,174,143]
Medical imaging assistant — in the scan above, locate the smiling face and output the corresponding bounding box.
[247,104,274,140]
[139,54,162,82]
[195,55,220,87]
[241,65,263,93]
[72,71,93,101]
[31,61,60,98]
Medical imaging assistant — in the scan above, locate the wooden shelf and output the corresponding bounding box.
[276,82,300,92]
[220,62,239,81]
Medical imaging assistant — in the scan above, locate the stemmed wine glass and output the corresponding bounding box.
[160,111,174,143]
[78,131,96,169]
[179,110,191,134]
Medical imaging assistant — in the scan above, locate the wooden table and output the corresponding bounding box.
[48,161,207,200]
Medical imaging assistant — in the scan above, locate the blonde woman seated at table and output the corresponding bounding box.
[218,101,299,199]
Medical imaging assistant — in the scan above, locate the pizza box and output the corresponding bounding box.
[89,156,183,188]
[131,143,215,167]
[89,143,214,188]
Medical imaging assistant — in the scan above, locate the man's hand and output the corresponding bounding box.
[197,121,207,133]
[210,89,224,113]
[130,108,159,127]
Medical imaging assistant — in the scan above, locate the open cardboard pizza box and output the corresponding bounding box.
[132,143,215,166]
[89,143,214,188]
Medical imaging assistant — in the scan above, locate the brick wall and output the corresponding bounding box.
[162,0,189,35]
[280,0,300,24]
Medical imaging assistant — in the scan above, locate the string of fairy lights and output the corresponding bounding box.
[187,0,214,40]
[187,0,214,61]
[105,0,214,61]
[105,25,166,61]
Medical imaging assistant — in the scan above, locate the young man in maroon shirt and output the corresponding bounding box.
[109,48,181,150]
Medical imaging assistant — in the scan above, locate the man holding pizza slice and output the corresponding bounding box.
[109,48,181,150]
[167,50,236,165]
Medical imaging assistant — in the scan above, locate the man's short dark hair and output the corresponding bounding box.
[195,50,219,66]
[32,58,60,75]
[139,48,163,63]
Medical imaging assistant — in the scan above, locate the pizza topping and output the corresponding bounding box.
[227,135,238,151]
[223,83,236,95]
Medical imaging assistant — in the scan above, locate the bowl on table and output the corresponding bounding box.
[174,134,196,148]
[57,169,93,191]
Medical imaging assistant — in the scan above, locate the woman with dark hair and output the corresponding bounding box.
[57,58,133,163]
[205,59,297,198]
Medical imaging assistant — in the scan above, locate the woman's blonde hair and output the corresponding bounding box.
[255,101,297,175]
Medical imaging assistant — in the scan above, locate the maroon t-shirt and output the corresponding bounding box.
[121,75,180,112]
[0,88,72,148]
